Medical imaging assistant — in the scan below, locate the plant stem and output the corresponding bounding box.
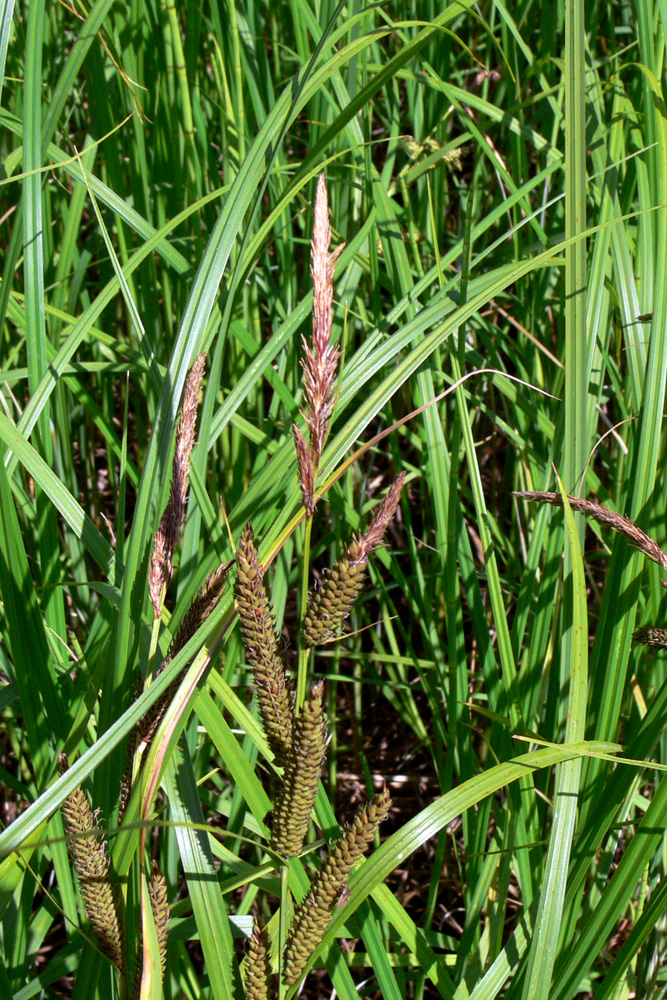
[296,513,314,711]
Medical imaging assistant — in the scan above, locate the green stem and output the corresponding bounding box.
[296,513,314,711]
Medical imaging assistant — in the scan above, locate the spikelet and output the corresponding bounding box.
[137,559,231,751]
[633,627,667,647]
[168,559,232,658]
[302,555,366,650]
[244,917,274,1000]
[517,491,667,650]
[149,861,169,979]
[515,491,667,572]
[293,425,315,517]
[294,174,345,516]
[271,681,327,857]
[235,524,293,767]
[127,861,170,1000]
[302,473,405,647]
[58,754,123,970]
[117,728,137,823]
[283,788,391,986]
[118,559,231,822]
[149,353,207,617]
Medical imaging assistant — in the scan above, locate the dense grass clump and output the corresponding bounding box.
[2,0,667,997]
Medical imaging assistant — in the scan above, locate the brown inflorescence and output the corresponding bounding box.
[633,627,667,647]
[293,424,315,517]
[244,917,274,1000]
[149,353,207,617]
[294,174,345,516]
[270,681,327,857]
[518,490,667,650]
[58,754,123,971]
[301,554,367,649]
[516,491,667,572]
[168,559,231,659]
[128,861,170,1000]
[283,788,392,986]
[132,559,232,762]
[235,524,294,767]
[149,861,169,979]
[302,473,405,647]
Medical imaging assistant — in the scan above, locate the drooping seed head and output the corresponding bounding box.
[516,491,667,572]
[283,788,391,985]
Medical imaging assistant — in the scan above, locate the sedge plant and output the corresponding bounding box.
[3,3,667,999]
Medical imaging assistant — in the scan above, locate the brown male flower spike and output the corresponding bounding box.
[294,174,345,516]
[283,788,392,986]
[303,472,406,647]
[518,490,667,650]
[515,491,667,572]
[149,353,207,617]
